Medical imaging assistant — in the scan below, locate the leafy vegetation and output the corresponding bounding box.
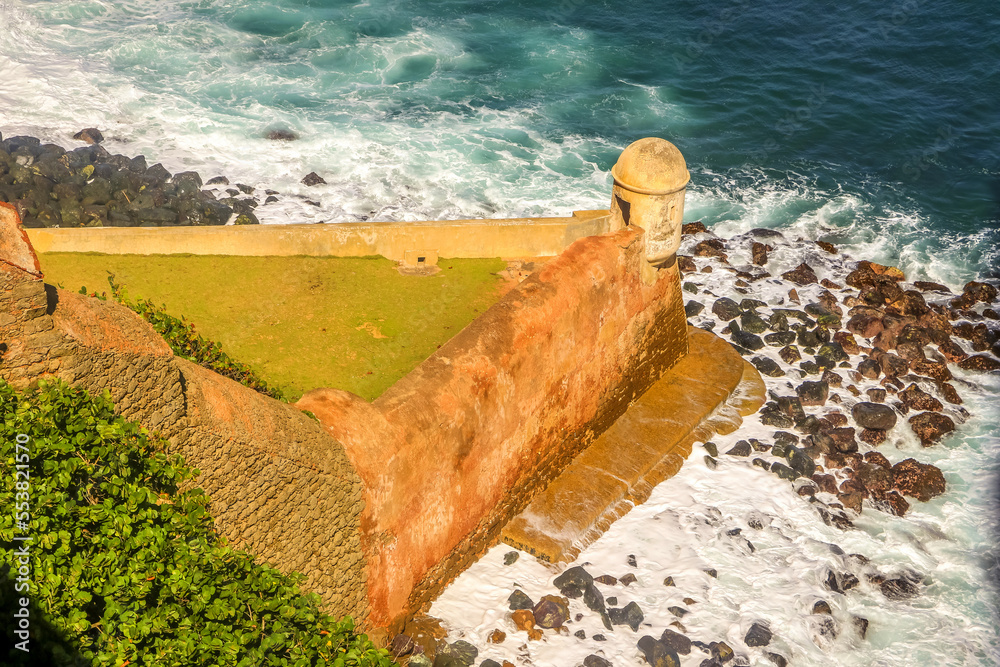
[0,379,394,667]
[89,274,286,401]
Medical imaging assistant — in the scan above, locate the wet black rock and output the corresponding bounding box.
[704,442,719,457]
[389,633,415,657]
[267,128,300,141]
[740,310,769,333]
[771,462,797,480]
[73,128,104,144]
[880,577,920,600]
[686,301,706,317]
[554,565,592,598]
[658,628,692,655]
[785,446,816,478]
[206,175,230,185]
[709,641,734,663]
[766,653,788,667]
[852,402,898,430]
[584,581,606,614]
[853,616,870,639]
[609,602,644,631]
[434,640,478,667]
[764,331,796,347]
[730,325,765,351]
[796,380,829,406]
[638,635,681,667]
[744,622,772,647]
[751,356,785,377]
[302,171,327,186]
[503,551,519,566]
[712,297,742,321]
[726,440,752,457]
[507,590,533,610]
[583,656,612,667]
[481,661,502,667]
[574,629,586,639]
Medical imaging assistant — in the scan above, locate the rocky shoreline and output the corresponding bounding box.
[0,129,326,229]
[405,227,1000,667]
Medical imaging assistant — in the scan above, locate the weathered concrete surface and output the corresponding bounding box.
[25,210,610,260]
[501,328,766,562]
[0,202,370,626]
[298,226,690,630]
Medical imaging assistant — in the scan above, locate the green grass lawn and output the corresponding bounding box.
[38,253,506,401]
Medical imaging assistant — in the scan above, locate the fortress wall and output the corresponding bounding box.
[24,210,611,261]
[299,226,689,629]
[0,201,370,625]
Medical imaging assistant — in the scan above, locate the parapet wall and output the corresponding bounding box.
[25,210,611,261]
[298,226,689,628]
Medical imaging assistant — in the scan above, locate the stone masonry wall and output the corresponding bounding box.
[0,202,369,626]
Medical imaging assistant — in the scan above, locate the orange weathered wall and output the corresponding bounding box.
[298,227,689,629]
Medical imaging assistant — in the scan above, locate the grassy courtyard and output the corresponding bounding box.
[38,253,506,401]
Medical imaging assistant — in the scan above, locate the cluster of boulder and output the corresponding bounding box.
[0,130,329,228]
[678,225,999,524]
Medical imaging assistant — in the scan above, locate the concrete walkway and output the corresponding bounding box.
[501,328,766,562]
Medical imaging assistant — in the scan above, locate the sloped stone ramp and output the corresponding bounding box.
[501,327,766,562]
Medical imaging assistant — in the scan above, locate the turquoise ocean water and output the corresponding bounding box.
[1,0,997,663]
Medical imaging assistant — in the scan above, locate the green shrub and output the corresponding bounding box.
[0,379,394,667]
[96,274,286,401]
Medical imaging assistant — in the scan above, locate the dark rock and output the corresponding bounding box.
[267,128,299,141]
[667,606,688,618]
[768,311,790,332]
[72,128,104,144]
[583,656,612,667]
[751,356,784,377]
[609,601,643,631]
[503,551,519,566]
[766,653,788,667]
[554,565,593,598]
[740,310,769,333]
[962,280,998,304]
[858,428,887,446]
[771,462,797,480]
[782,263,818,286]
[233,211,260,225]
[908,412,955,446]
[744,623,772,647]
[730,326,765,351]
[627,554,638,568]
[686,301,705,317]
[958,354,1000,371]
[777,345,801,364]
[899,384,942,412]
[584,581,606,614]
[911,359,953,381]
[786,447,816,478]
[880,577,920,600]
[796,380,829,406]
[606,597,618,606]
[866,387,886,403]
[264,195,279,204]
[710,641,734,663]
[533,595,569,628]
[682,221,708,235]
[857,357,881,379]
[135,207,177,225]
[593,634,607,641]
[914,281,950,293]
[206,175,230,185]
[726,440,752,457]
[508,590,533,610]
[703,442,719,457]
[852,402,897,430]
[812,473,837,495]
[390,633,415,657]
[638,636,681,667]
[751,241,769,265]
[574,629,586,639]
[694,239,728,260]
[712,297,742,321]
[752,458,770,470]
[659,629,692,655]
[435,640,478,667]
[662,576,675,586]
[892,458,946,501]
[145,163,171,183]
[302,171,327,186]
[765,331,797,347]
[678,256,696,273]
[878,352,910,377]
[816,342,848,363]
[620,573,637,586]
[481,661,502,667]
